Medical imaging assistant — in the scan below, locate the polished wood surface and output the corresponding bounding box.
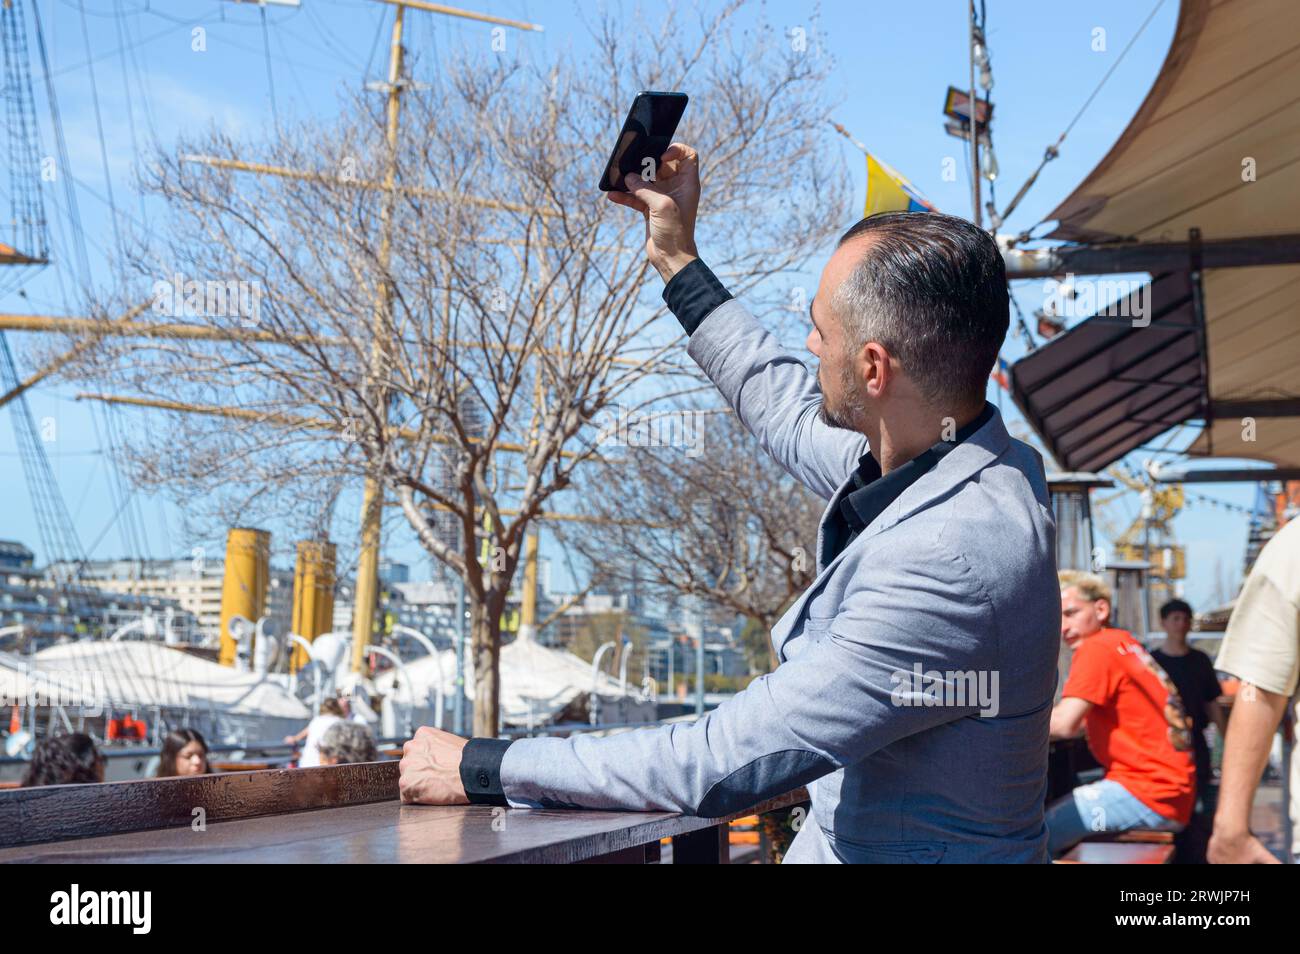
[0,761,400,849]
[0,800,684,863]
[0,758,807,863]
[0,791,805,864]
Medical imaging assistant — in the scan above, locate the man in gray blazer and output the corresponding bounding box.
[399,143,1060,863]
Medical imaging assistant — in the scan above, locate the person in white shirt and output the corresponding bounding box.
[1209,517,1300,864]
[284,696,345,768]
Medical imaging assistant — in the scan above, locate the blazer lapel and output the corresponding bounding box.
[775,408,1012,662]
[816,475,857,571]
[856,408,1010,546]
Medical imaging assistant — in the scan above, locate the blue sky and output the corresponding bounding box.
[0,0,1259,609]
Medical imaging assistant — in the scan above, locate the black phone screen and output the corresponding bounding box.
[598,91,689,192]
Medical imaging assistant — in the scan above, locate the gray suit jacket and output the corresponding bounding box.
[498,297,1060,863]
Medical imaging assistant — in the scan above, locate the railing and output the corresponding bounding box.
[499,719,679,739]
[0,737,417,787]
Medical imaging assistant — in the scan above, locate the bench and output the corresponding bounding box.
[1058,829,1176,864]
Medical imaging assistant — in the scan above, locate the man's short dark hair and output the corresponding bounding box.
[833,211,1009,408]
[1160,598,1193,619]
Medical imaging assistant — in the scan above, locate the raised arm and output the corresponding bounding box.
[682,292,870,499]
[609,143,868,500]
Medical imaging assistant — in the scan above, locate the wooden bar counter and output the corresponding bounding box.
[0,760,806,864]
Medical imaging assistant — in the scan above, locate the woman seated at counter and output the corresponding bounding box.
[154,727,211,777]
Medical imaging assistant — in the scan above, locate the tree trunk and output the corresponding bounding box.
[470,603,502,738]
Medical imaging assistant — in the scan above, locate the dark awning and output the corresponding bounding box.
[1015,0,1300,471]
[1008,272,1206,472]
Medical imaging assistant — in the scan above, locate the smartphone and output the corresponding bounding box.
[598,91,689,193]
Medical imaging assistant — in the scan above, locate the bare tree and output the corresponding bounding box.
[58,2,847,736]
[563,610,649,682]
[556,403,826,672]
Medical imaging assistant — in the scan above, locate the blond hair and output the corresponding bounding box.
[1059,570,1112,606]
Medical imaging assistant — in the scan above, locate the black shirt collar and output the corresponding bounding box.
[839,402,996,535]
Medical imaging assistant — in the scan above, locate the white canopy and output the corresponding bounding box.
[24,641,310,720]
[375,636,643,727]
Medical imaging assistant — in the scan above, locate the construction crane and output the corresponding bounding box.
[1093,465,1185,616]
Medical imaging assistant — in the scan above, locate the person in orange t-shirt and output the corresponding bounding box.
[1045,571,1196,857]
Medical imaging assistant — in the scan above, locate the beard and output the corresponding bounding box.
[817,360,869,432]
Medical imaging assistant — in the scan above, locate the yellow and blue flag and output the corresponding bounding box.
[865,153,937,217]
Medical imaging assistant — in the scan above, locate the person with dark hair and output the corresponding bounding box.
[1152,599,1226,815]
[824,211,1009,418]
[21,732,105,787]
[399,143,1060,863]
[155,728,211,778]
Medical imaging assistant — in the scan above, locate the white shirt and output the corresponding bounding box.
[298,714,342,767]
[1217,517,1300,857]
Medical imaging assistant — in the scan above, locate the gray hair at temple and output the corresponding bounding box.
[832,211,1009,408]
[318,721,378,765]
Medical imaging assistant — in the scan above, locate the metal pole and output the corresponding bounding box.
[1142,488,1154,636]
[969,2,981,228]
[693,597,705,718]
[286,634,314,696]
[366,644,416,736]
[454,575,467,735]
[374,0,542,32]
[590,641,617,726]
[695,630,705,718]
[392,624,446,730]
[1189,228,1212,456]
[351,4,405,674]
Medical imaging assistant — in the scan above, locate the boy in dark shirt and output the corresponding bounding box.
[1152,599,1228,811]
[1153,598,1229,863]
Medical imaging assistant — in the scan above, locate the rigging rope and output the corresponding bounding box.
[1001,0,1169,237]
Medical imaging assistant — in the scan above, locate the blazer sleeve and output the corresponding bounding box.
[684,295,870,501]
[489,543,996,817]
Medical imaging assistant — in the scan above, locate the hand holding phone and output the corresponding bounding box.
[608,142,701,283]
[598,91,689,192]
[602,94,700,283]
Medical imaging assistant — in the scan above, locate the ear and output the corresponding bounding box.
[1095,599,1111,624]
[859,341,891,398]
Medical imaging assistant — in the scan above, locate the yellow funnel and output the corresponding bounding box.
[291,539,336,672]
[218,528,270,667]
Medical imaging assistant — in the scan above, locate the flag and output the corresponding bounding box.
[865,153,937,217]
[991,355,1010,391]
[1037,312,1065,339]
